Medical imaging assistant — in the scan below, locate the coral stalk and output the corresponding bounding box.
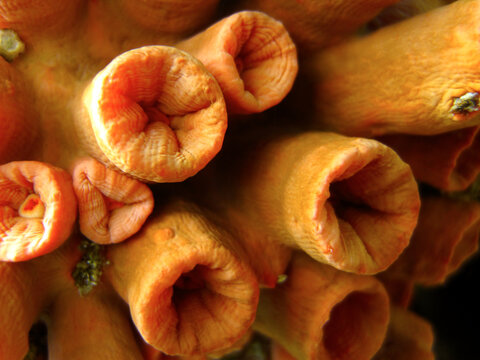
[119,0,220,35]
[254,252,390,360]
[217,131,420,274]
[76,45,227,183]
[369,0,451,29]
[379,126,480,191]
[104,200,259,356]
[47,286,143,360]
[308,0,480,136]
[0,161,77,261]
[176,11,298,114]
[0,262,44,359]
[241,0,399,53]
[222,208,293,288]
[0,57,36,163]
[376,275,415,308]
[382,195,480,285]
[373,306,434,360]
[72,157,154,244]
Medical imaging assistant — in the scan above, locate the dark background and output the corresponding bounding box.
[411,251,480,359]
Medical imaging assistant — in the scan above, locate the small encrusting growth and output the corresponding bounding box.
[72,239,109,296]
[0,28,25,61]
[450,92,480,117]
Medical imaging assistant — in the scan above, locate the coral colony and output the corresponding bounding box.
[1,1,480,359]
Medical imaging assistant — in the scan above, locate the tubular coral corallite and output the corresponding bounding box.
[2,0,480,359]
[0,1,293,358]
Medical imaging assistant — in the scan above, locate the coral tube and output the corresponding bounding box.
[254,252,390,360]
[373,306,434,360]
[119,0,220,35]
[71,157,154,244]
[176,11,298,114]
[309,0,480,137]
[222,208,293,288]
[0,261,45,360]
[369,0,450,29]
[47,286,144,360]
[76,45,227,183]
[0,0,83,39]
[379,126,480,191]
[0,58,36,163]
[382,196,480,285]
[0,161,77,261]
[222,131,419,274]
[241,0,399,53]
[104,200,259,356]
[376,275,415,308]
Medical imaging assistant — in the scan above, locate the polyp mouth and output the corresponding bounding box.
[329,158,396,231]
[148,261,257,356]
[172,264,208,299]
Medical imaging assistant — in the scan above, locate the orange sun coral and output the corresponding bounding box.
[1,0,479,359]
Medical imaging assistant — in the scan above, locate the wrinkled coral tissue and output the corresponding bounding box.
[2,0,480,359]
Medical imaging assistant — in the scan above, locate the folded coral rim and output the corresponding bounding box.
[0,161,77,261]
[72,157,154,244]
[79,45,227,183]
[106,201,259,356]
[177,10,298,114]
